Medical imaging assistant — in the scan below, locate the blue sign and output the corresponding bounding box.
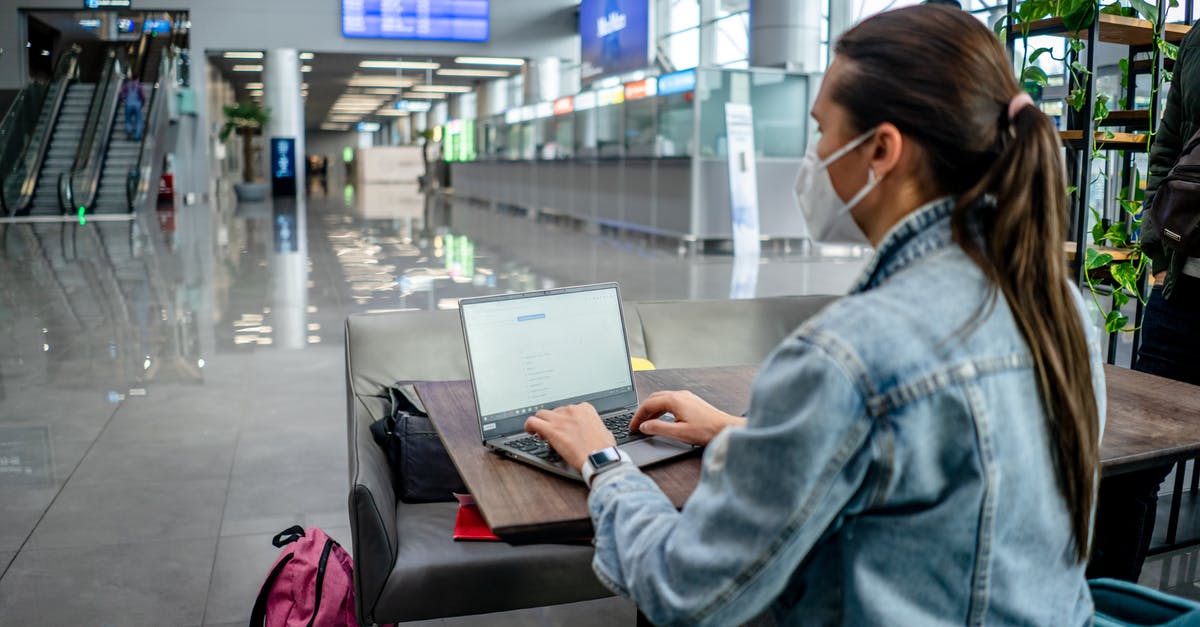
[342,0,489,42]
[271,137,296,197]
[657,69,696,96]
[143,19,171,34]
[84,0,131,8]
[394,100,432,113]
[580,0,650,83]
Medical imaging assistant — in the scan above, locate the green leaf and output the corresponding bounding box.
[993,14,1010,37]
[1111,261,1141,294]
[1086,247,1114,270]
[1105,223,1129,247]
[1159,39,1180,62]
[1066,185,1079,195]
[1100,2,1128,16]
[1023,65,1050,87]
[1029,46,1055,63]
[1112,290,1130,309]
[1129,0,1159,24]
[1068,88,1088,112]
[1105,310,1129,334]
[1119,199,1141,217]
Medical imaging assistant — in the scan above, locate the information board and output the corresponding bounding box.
[580,0,650,82]
[271,137,297,198]
[342,0,489,42]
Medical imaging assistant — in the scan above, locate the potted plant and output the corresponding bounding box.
[220,101,270,201]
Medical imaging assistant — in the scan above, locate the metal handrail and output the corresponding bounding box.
[61,52,123,214]
[1,46,79,215]
[126,48,176,213]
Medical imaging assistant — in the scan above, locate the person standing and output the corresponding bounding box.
[121,74,146,142]
[1087,26,1200,583]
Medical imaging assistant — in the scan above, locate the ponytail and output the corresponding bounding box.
[954,102,1101,563]
[834,5,1101,564]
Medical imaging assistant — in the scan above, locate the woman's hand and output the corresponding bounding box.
[524,403,617,470]
[629,391,746,447]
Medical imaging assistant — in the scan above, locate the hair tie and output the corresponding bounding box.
[1008,92,1034,121]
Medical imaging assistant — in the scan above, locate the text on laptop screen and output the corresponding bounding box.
[461,287,634,437]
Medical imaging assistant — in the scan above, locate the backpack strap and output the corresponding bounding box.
[249,553,293,627]
[272,525,306,548]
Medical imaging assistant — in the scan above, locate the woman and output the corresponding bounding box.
[525,6,1105,625]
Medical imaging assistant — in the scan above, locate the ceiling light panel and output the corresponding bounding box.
[232,64,263,72]
[347,75,414,88]
[224,51,263,59]
[410,85,473,93]
[244,82,263,89]
[359,60,439,70]
[436,68,510,78]
[402,92,447,99]
[454,56,524,66]
[299,52,314,60]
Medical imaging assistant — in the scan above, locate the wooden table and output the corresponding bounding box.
[416,364,1200,543]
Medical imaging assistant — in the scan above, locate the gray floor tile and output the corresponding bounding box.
[541,596,636,626]
[232,424,346,477]
[26,478,228,549]
[0,552,13,573]
[220,468,348,537]
[0,537,215,627]
[72,429,238,485]
[202,532,283,624]
[0,485,61,552]
[1142,546,1200,601]
[98,397,246,443]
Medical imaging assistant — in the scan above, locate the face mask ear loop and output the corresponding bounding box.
[818,128,878,170]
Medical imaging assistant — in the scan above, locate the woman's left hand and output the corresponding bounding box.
[524,403,617,470]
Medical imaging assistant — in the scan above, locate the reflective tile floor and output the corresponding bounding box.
[0,174,1195,624]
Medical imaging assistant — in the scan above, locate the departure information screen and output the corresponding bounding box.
[342,0,489,42]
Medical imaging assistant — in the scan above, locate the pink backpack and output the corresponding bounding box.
[250,526,360,627]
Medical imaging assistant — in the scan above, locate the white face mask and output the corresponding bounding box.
[792,128,880,245]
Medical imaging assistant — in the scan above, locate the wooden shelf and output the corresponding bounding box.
[1130,56,1176,74]
[1022,14,1190,46]
[1064,241,1138,262]
[1097,109,1151,130]
[1059,130,1150,151]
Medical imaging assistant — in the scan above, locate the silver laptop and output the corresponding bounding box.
[459,282,696,481]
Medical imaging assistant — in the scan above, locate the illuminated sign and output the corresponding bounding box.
[580,0,650,82]
[553,97,574,115]
[342,0,490,42]
[657,69,696,96]
[271,137,296,197]
[84,0,131,7]
[356,121,382,132]
[575,91,598,111]
[623,77,657,100]
[598,86,625,107]
[504,109,521,124]
[394,100,432,113]
[535,102,554,119]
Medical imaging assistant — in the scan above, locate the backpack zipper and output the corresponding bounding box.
[305,539,335,627]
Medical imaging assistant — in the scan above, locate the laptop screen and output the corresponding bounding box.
[460,284,637,440]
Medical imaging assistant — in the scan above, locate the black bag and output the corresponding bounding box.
[1150,128,1200,257]
[369,383,467,503]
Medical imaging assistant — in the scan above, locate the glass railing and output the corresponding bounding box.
[62,52,123,214]
[0,47,79,215]
[127,49,176,214]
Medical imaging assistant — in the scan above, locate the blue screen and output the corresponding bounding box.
[342,0,489,42]
[580,0,649,83]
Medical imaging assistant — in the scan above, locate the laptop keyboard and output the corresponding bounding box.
[506,411,640,462]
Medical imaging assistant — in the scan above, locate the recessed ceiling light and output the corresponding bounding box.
[402,92,447,99]
[224,51,263,59]
[232,64,263,72]
[299,52,314,60]
[359,60,439,70]
[436,68,510,78]
[454,56,524,66]
[301,65,313,73]
[410,85,473,93]
[244,82,263,89]
[376,110,410,117]
[359,88,403,95]
[347,75,414,88]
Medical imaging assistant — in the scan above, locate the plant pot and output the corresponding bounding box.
[234,182,269,202]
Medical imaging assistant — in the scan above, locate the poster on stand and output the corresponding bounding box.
[271,137,297,197]
[725,103,761,258]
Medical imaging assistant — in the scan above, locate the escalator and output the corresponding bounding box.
[28,83,95,215]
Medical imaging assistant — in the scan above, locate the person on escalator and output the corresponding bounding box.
[120,73,146,142]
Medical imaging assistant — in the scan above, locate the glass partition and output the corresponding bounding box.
[596,103,624,158]
[624,97,657,157]
[697,68,806,158]
[656,90,694,157]
[544,113,574,159]
[574,107,598,158]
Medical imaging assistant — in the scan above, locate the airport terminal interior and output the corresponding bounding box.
[1,0,1199,624]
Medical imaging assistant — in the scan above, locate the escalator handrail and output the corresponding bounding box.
[127,47,176,213]
[3,46,80,215]
[62,52,124,213]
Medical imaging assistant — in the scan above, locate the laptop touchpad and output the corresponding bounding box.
[622,437,694,466]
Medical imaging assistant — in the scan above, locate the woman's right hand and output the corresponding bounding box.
[629,390,746,447]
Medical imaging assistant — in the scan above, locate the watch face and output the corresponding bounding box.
[588,447,621,467]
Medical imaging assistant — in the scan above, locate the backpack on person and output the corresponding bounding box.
[1149,127,1200,257]
[250,526,370,627]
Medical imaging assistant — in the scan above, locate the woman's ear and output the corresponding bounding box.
[870,122,905,179]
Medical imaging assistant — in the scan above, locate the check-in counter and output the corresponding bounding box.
[450,68,810,244]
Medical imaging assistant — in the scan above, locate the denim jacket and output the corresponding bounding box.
[588,197,1107,626]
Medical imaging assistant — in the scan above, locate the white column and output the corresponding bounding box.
[264,48,305,184]
[750,0,823,72]
[264,49,307,350]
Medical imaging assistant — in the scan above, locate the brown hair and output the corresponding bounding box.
[834,5,1100,562]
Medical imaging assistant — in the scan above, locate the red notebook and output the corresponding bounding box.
[453,494,502,542]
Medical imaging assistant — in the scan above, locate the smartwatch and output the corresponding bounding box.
[581,446,628,488]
